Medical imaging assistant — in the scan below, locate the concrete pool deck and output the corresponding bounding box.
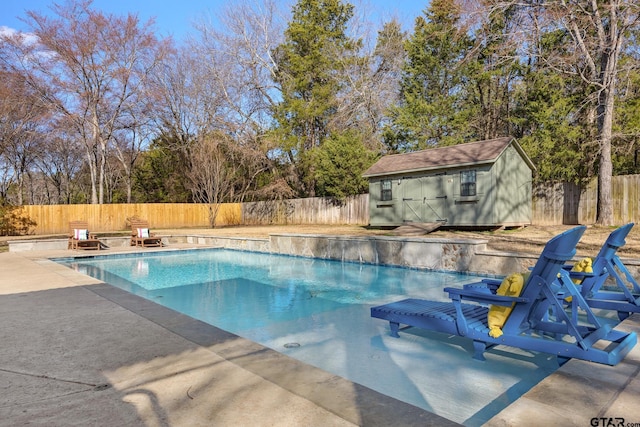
[1,245,640,426]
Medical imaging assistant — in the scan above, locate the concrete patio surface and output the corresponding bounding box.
[1,245,640,426]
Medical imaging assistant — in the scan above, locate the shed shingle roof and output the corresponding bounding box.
[363,137,532,177]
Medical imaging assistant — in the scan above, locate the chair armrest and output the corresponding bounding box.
[559,264,594,278]
[463,278,501,293]
[567,271,594,280]
[444,287,529,307]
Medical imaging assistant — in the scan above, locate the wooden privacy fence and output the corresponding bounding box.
[20,203,241,234]
[13,175,640,234]
[532,175,640,225]
[18,196,368,234]
[241,194,369,225]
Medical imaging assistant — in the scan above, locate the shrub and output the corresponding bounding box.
[0,206,37,236]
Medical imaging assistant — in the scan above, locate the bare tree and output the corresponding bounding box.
[3,0,171,204]
[111,103,159,203]
[192,0,286,124]
[33,127,84,204]
[150,50,198,150]
[187,132,232,227]
[150,0,291,221]
[0,68,49,205]
[484,0,640,225]
[332,18,406,147]
[552,1,640,225]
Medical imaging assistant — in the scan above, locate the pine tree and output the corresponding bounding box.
[385,0,473,152]
[313,130,378,199]
[272,0,359,196]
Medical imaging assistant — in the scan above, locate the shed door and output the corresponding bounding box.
[422,174,448,223]
[402,177,424,222]
[401,175,449,223]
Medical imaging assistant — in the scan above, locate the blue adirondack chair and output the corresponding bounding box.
[468,224,639,321]
[371,226,637,365]
[565,223,640,321]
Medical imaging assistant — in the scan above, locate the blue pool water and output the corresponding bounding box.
[59,249,562,426]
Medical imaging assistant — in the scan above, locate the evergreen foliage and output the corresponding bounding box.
[512,28,593,183]
[385,0,473,151]
[313,131,378,199]
[272,0,360,196]
[133,136,192,203]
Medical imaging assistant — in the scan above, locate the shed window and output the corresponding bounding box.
[380,179,392,201]
[460,170,476,196]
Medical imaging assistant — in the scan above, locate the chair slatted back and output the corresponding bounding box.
[130,219,151,234]
[69,221,90,237]
[503,225,586,334]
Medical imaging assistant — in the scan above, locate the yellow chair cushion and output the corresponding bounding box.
[488,273,526,338]
[562,257,593,302]
[571,257,593,283]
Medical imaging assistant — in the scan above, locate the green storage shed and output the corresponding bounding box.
[363,137,535,228]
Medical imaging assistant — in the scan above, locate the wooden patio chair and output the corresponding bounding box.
[130,219,163,248]
[68,220,101,250]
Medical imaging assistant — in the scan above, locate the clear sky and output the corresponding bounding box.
[0,0,429,41]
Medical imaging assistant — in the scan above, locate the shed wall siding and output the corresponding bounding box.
[494,145,532,225]
[447,165,493,226]
[368,178,402,226]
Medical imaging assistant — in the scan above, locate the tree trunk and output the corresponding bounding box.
[596,83,616,225]
[17,174,23,206]
[98,141,106,205]
[596,142,613,225]
[89,151,98,205]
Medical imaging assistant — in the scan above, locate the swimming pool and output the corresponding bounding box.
[59,248,560,426]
